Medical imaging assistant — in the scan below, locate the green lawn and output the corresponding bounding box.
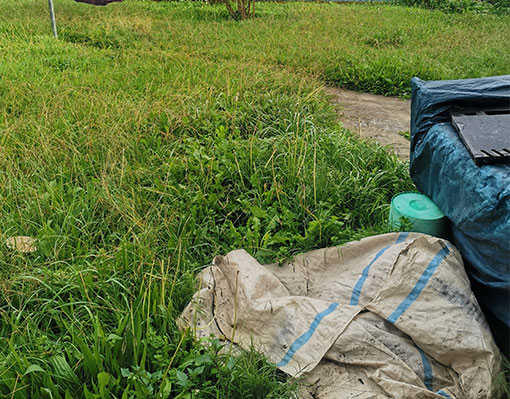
[0,1,508,397]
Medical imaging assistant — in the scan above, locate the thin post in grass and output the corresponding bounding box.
[48,0,58,38]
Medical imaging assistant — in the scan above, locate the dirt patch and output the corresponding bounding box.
[327,87,411,159]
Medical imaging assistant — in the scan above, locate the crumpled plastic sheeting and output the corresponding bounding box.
[179,233,502,399]
[409,76,510,345]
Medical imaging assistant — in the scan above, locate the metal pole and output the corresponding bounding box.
[48,0,57,38]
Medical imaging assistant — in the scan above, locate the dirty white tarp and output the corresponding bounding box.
[179,233,502,398]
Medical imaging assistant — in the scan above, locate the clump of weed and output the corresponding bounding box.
[398,130,411,140]
[60,31,122,49]
[365,29,407,49]
[494,356,510,397]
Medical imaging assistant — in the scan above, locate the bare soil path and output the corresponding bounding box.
[327,87,411,159]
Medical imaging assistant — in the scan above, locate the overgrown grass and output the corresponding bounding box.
[2,1,509,95]
[0,1,508,397]
[394,0,509,15]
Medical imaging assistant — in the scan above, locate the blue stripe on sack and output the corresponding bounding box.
[436,390,451,398]
[276,302,339,367]
[350,246,390,305]
[417,346,433,390]
[349,232,408,306]
[387,245,450,324]
[395,232,409,244]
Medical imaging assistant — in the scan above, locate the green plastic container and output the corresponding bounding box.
[389,192,447,238]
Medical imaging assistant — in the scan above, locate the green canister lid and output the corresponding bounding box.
[389,192,447,238]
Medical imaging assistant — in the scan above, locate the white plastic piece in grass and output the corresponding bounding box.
[5,236,37,253]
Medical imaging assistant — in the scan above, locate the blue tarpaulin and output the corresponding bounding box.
[409,76,510,353]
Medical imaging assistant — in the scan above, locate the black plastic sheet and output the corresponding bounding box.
[75,0,122,6]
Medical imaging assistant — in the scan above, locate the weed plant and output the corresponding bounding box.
[0,0,508,397]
